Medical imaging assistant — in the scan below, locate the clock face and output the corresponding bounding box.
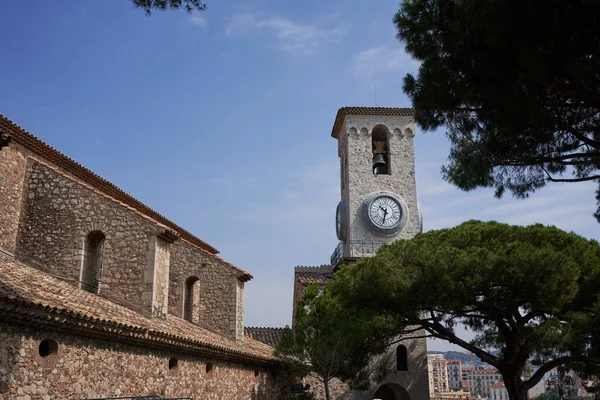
[368,196,402,228]
[362,192,408,237]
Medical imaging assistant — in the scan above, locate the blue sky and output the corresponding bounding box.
[1,1,598,352]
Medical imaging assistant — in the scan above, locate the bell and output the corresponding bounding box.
[372,153,387,173]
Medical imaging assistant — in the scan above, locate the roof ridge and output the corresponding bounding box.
[0,114,253,281]
[0,114,218,254]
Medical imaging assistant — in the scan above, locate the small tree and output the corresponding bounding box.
[275,285,395,400]
[393,0,600,220]
[330,221,600,400]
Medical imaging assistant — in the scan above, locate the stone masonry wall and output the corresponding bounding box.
[339,115,420,253]
[169,240,243,340]
[0,323,286,400]
[236,280,245,341]
[0,144,29,254]
[300,333,429,400]
[144,236,171,319]
[12,156,243,339]
[16,161,164,313]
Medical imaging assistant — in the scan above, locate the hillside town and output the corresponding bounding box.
[426,353,594,400]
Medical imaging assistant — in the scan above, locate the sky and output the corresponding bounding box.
[1,1,598,353]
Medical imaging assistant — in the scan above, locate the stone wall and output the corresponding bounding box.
[145,236,171,319]
[0,144,29,254]
[300,332,429,400]
[13,158,244,337]
[339,114,420,254]
[0,323,285,400]
[169,240,243,340]
[16,161,164,313]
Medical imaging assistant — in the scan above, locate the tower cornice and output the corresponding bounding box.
[331,107,414,139]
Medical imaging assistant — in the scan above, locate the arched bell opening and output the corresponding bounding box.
[372,124,390,175]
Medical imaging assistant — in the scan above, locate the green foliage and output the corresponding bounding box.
[132,0,206,14]
[275,284,398,399]
[535,393,560,400]
[329,221,600,400]
[394,0,600,220]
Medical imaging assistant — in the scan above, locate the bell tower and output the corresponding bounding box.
[331,107,422,268]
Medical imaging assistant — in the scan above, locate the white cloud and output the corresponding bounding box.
[188,15,208,28]
[352,45,418,76]
[226,13,345,56]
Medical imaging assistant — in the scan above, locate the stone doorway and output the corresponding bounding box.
[373,383,410,400]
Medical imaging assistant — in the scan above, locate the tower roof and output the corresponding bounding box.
[331,107,414,138]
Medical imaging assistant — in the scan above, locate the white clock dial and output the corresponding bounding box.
[361,192,408,237]
[369,196,401,228]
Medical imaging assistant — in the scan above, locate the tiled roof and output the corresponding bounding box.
[295,265,333,286]
[0,253,275,366]
[244,327,285,348]
[331,107,414,139]
[0,114,253,282]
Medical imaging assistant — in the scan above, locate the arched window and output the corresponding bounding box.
[396,344,408,371]
[183,276,200,323]
[81,231,105,294]
[372,125,390,175]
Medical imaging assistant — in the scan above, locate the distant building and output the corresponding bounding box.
[438,389,473,400]
[429,353,447,361]
[578,387,594,398]
[490,382,509,400]
[429,357,450,397]
[467,368,503,397]
[448,360,463,390]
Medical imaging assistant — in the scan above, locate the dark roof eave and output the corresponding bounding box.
[0,297,279,367]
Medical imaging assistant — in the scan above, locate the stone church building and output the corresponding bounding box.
[0,107,429,400]
[0,115,288,399]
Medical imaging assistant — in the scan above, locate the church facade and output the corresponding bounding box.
[289,107,429,400]
[0,115,288,399]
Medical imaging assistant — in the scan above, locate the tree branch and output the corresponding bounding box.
[523,356,573,390]
[418,318,500,367]
[518,72,600,110]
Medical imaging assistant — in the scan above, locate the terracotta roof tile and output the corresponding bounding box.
[0,253,273,365]
[331,107,414,138]
[244,327,285,348]
[0,114,253,282]
[295,265,333,286]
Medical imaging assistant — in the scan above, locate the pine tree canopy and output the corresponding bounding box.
[395,0,600,220]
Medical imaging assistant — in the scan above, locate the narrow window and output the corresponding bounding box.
[82,231,105,294]
[372,125,390,175]
[183,276,200,323]
[396,344,408,371]
[206,362,214,376]
[169,357,178,370]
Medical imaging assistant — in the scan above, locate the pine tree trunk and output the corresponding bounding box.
[504,373,529,400]
[323,378,331,400]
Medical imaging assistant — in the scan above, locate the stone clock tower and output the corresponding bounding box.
[327,107,429,400]
[331,107,423,268]
[293,107,428,400]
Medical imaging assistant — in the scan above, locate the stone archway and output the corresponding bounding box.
[373,383,411,400]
